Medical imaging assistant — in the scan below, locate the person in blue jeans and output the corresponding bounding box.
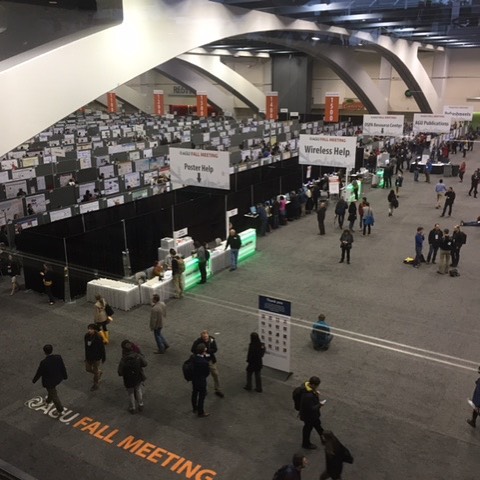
[225,228,242,271]
[150,294,169,354]
[311,314,333,351]
[413,226,424,268]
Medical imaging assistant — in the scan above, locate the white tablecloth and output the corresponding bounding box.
[210,245,230,273]
[139,271,173,304]
[87,278,140,311]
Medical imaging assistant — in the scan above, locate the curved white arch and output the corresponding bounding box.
[0,0,438,156]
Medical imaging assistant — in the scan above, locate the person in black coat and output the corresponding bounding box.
[319,431,354,480]
[191,343,211,417]
[32,344,68,414]
[299,376,325,449]
[118,342,147,414]
[85,324,106,391]
[244,332,265,393]
[339,229,354,264]
[347,202,357,231]
[317,202,327,235]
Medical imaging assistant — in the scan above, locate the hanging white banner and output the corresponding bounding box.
[363,115,404,136]
[413,114,452,133]
[299,135,356,168]
[442,105,473,121]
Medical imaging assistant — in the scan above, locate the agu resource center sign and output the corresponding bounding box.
[169,148,230,190]
[363,115,404,136]
[413,114,452,134]
[299,135,356,168]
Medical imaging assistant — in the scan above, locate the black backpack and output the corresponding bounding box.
[272,464,296,480]
[122,355,142,385]
[292,385,305,411]
[205,249,210,261]
[182,355,194,382]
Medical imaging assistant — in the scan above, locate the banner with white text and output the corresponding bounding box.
[169,148,230,190]
[363,114,404,136]
[299,134,356,168]
[413,114,452,133]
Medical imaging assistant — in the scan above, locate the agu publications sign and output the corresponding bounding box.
[413,114,452,133]
[299,134,356,168]
[363,115,404,136]
[443,105,474,121]
[169,148,230,190]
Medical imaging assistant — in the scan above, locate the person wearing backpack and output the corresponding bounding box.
[118,342,147,414]
[319,431,354,480]
[272,453,307,480]
[191,343,210,417]
[171,253,185,299]
[296,376,326,449]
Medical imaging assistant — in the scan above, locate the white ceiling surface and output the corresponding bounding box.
[0,0,441,157]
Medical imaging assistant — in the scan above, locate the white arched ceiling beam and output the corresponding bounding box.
[247,33,387,114]
[156,59,236,113]
[0,0,439,156]
[175,54,266,112]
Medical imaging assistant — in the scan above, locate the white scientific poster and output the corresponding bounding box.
[0,198,24,225]
[362,115,404,136]
[49,207,72,222]
[299,135,356,168]
[26,194,47,213]
[258,295,292,373]
[169,148,230,190]
[413,114,451,133]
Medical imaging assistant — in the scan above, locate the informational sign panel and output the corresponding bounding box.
[107,92,117,113]
[363,115,404,136]
[196,91,208,118]
[324,92,340,123]
[329,175,340,195]
[153,90,165,116]
[258,295,291,373]
[442,105,473,121]
[266,92,279,121]
[299,135,356,168]
[413,114,451,133]
[173,227,188,239]
[169,148,230,190]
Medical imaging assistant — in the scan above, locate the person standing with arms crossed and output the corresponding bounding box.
[225,229,242,271]
[32,344,67,414]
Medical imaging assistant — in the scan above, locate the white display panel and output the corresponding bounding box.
[26,194,47,213]
[5,180,27,199]
[117,161,133,175]
[49,207,73,222]
[362,115,404,136]
[299,134,356,168]
[104,178,120,195]
[442,105,473,121]
[413,114,452,133]
[107,195,125,207]
[79,201,100,214]
[0,198,24,226]
[124,172,141,189]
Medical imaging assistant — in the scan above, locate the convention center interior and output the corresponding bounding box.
[1,1,480,479]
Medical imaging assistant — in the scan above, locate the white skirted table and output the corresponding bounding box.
[158,237,194,262]
[140,271,173,304]
[87,278,140,311]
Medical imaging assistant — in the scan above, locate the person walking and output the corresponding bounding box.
[347,201,357,231]
[6,254,20,295]
[272,453,307,480]
[244,332,265,393]
[413,227,424,268]
[459,161,466,183]
[395,173,403,196]
[171,254,185,298]
[339,229,353,264]
[387,189,398,217]
[150,293,169,354]
[40,263,55,305]
[467,366,480,428]
[334,197,348,229]
[319,431,354,480]
[358,198,367,232]
[437,229,453,275]
[191,330,224,398]
[441,186,456,217]
[191,343,211,417]
[426,223,443,264]
[298,376,325,449]
[225,228,242,271]
[451,225,467,268]
[317,202,327,235]
[84,324,106,391]
[94,294,109,344]
[435,179,447,209]
[468,169,479,198]
[118,341,147,414]
[32,344,67,415]
[425,159,433,183]
[362,202,374,236]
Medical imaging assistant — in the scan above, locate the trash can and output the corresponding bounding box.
[443,164,452,177]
